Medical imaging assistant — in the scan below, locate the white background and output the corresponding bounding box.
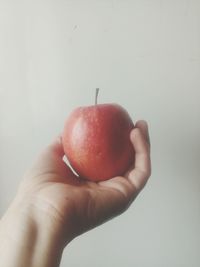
[0,1,200,266]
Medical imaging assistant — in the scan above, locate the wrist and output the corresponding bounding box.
[0,195,69,267]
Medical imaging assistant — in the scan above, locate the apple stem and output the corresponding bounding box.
[95,88,100,105]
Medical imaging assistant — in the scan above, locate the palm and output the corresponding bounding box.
[19,121,151,242]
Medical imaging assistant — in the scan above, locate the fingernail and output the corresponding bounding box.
[56,135,62,143]
[140,120,148,129]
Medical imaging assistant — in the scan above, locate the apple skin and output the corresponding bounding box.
[62,104,134,182]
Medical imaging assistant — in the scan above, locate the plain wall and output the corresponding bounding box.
[0,1,200,266]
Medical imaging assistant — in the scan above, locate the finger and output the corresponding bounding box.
[135,120,150,146]
[38,135,64,164]
[127,127,151,192]
[45,135,65,157]
[99,176,136,202]
[89,178,136,227]
[124,121,150,178]
[27,135,77,180]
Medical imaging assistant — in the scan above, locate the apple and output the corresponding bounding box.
[62,89,134,182]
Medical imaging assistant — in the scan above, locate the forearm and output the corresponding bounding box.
[0,197,65,267]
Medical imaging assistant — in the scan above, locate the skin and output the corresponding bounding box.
[0,120,151,267]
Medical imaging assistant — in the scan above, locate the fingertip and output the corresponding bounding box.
[135,120,150,146]
[135,120,148,129]
[130,125,150,156]
[54,135,62,145]
[47,134,65,157]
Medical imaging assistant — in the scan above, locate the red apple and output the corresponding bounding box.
[62,90,134,182]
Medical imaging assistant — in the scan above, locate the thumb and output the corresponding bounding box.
[25,136,76,181]
[41,135,65,160]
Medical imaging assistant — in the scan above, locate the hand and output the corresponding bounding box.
[0,120,151,267]
[15,120,151,247]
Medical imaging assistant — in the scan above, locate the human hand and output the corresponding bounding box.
[0,120,151,267]
[13,120,150,247]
